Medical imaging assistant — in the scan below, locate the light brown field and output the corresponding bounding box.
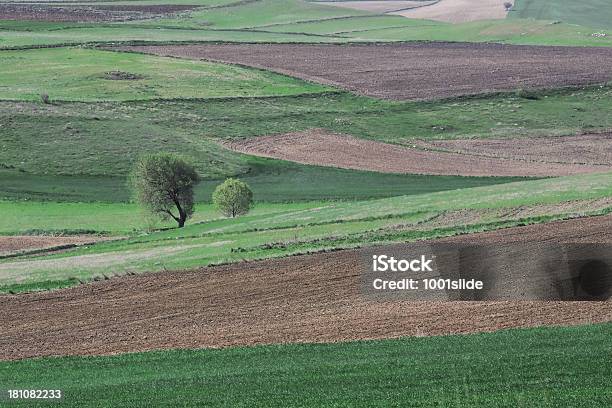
[391,0,509,22]
[0,235,114,257]
[222,129,612,177]
[414,133,612,166]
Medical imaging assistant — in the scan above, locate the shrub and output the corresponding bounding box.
[40,93,51,104]
[130,153,200,228]
[515,88,540,100]
[213,178,253,218]
[504,2,513,11]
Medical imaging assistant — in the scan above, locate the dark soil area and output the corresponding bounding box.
[1,215,611,360]
[0,4,197,22]
[120,43,612,100]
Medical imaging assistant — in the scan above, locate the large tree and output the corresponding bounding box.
[212,178,253,218]
[131,153,200,228]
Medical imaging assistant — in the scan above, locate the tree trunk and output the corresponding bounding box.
[173,198,187,228]
[177,207,187,228]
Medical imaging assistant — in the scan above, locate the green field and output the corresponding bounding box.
[2,85,612,203]
[512,0,612,29]
[0,47,329,102]
[1,0,611,404]
[0,201,321,235]
[0,166,520,203]
[1,0,612,48]
[2,171,611,292]
[2,324,610,407]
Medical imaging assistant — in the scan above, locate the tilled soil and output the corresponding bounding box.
[0,235,113,257]
[0,4,197,22]
[414,132,612,166]
[1,215,611,361]
[119,42,612,100]
[222,129,612,177]
[391,0,508,23]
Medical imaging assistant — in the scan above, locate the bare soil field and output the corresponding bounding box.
[414,132,612,166]
[0,235,114,257]
[313,1,437,13]
[1,215,611,360]
[0,4,196,22]
[222,129,612,177]
[119,43,612,100]
[391,0,509,23]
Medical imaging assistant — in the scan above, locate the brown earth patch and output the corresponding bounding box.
[1,215,611,360]
[222,129,612,177]
[0,235,114,257]
[91,5,198,13]
[413,197,612,230]
[391,0,509,23]
[414,132,612,166]
[118,42,612,100]
[101,70,147,80]
[0,4,197,22]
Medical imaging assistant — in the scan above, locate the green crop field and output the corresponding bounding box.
[2,324,611,407]
[2,85,612,203]
[511,0,612,29]
[2,0,611,405]
[0,166,520,203]
[3,171,611,292]
[0,48,329,102]
[1,0,612,48]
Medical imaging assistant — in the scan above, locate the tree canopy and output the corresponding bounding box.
[131,153,200,228]
[212,178,253,218]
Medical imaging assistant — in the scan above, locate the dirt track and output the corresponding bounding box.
[223,129,612,177]
[1,215,611,361]
[120,43,612,100]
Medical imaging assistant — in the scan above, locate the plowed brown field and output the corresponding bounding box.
[0,235,114,257]
[0,4,196,22]
[414,132,612,166]
[119,43,612,100]
[1,215,611,360]
[222,129,612,177]
[391,0,508,23]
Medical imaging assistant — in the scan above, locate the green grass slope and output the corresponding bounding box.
[511,0,612,30]
[0,164,517,203]
[2,324,611,407]
[1,0,612,47]
[0,26,348,49]
[135,0,373,30]
[0,48,329,102]
[2,171,611,291]
[1,85,611,183]
[2,84,611,203]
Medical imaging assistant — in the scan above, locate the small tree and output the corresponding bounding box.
[504,2,513,11]
[131,153,200,228]
[213,178,253,218]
